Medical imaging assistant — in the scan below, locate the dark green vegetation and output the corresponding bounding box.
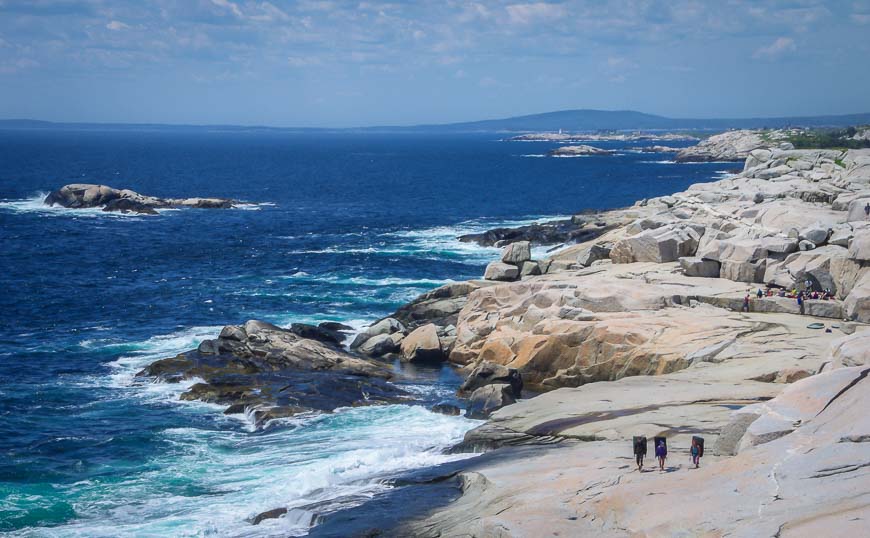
[785,126,870,150]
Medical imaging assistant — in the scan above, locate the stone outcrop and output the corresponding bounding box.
[44,183,235,214]
[137,320,406,426]
[674,129,773,162]
[547,145,615,157]
[408,364,870,537]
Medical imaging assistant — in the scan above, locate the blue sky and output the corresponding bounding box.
[1,0,869,127]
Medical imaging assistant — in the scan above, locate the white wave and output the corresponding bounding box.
[279,273,453,287]
[520,154,547,158]
[0,192,147,219]
[94,325,223,404]
[26,405,479,538]
[640,160,677,164]
[234,202,276,211]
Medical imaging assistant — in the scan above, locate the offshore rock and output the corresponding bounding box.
[44,183,235,214]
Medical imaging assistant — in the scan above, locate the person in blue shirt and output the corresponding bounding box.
[655,440,667,471]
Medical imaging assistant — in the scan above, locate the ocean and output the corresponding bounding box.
[0,129,729,536]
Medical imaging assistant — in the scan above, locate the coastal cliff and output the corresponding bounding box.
[333,142,870,536]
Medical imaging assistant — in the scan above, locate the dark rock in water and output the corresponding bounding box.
[459,361,523,399]
[137,320,407,425]
[319,321,354,332]
[465,384,516,419]
[44,183,236,214]
[458,218,615,248]
[102,198,159,215]
[430,403,461,416]
[350,317,405,351]
[250,507,288,525]
[290,323,345,345]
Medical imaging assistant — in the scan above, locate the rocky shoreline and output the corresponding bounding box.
[311,137,870,535]
[137,132,870,535]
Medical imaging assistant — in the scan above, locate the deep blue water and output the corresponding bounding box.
[0,130,729,536]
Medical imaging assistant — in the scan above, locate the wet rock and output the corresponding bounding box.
[459,361,523,398]
[465,384,516,419]
[290,323,345,345]
[350,317,404,349]
[358,332,403,357]
[431,403,462,416]
[250,507,288,525]
[137,320,406,422]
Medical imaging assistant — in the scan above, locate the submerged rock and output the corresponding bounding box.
[44,183,235,214]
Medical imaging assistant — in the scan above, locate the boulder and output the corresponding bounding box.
[430,403,461,416]
[799,240,816,251]
[501,241,531,265]
[846,198,870,222]
[829,332,870,368]
[459,361,523,398]
[350,317,404,349]
[290,323,344,345]
[484,262,519,281]
[720,259,766,283]
[844,271,870,322]
[520,260,542,277]
[678,257,720,278]
[610,224,700,264]
[849,233,870,261]
[465,384,516,419]
[400,323,443,362]
[576,243,612,266]
[800,226,830,245]
[358,332,403,357]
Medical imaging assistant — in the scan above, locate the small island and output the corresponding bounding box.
[547,144,616,157]
[44,184,236,214]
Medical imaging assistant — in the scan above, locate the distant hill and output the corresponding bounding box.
[2,109,870,133]
[409,109,870,132]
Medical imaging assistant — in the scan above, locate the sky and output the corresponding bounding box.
[0,0,869,127]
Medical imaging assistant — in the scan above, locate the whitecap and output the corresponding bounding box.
[0,192,148,218]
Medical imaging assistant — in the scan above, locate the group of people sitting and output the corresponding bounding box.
[755,286,835,301]
[633,436,703,472]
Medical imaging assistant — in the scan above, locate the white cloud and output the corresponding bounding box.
[753,37,796,59]
[851,13,870,25]
[106,20,130,31]
[505,3,566,25]
[211,0,244,19]
[287,55,320,67]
